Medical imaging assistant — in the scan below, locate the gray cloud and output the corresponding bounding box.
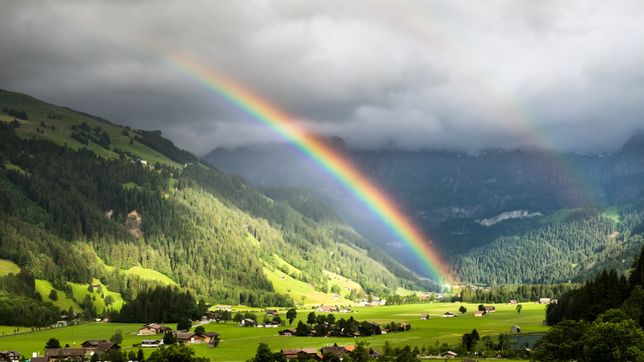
[1,0,643,154]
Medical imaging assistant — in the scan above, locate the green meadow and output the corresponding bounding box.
[0,302,547,361]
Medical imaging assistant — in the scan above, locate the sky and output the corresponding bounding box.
[1,0,644,155]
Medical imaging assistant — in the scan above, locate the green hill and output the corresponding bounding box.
[0,89,427,326]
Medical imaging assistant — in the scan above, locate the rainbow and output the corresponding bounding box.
[166,53,454,285]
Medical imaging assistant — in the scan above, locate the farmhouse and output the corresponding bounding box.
[137,323,172,335]
[339,307,352,313]
[474,311,485,317]
[442,312,455,318]
[44,348,88,361]
[441,351,458,358]
[0,351,20,362]
[279,328,297,336]
[141,340,163,348]
[321,345,354,359]
[316,305,337,313]
[240,318,257,327]
[265,309,280,317]
[281,348,323,361]
[511,325,521,333]
[484,306,496,313]
[508,299,518,304]
[539,298,551,304]
[176,331,218,345]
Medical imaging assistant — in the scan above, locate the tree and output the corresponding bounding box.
[248,343,285,362]
[348,341,371,362]
[478,304,485,312]
[233,312,243,323]
[458,305,467,314]
[104,295,114,307]
[582,319,644,361]
[286,308,297,325]
[177,318,192,331]
[45,337,61,349]
[147,344,209,362]
[110,329,123,344]
[516,304,523,314]
[295,321,310,336]
[48,289,58,301]
[162,331,176,345]
[194,325,205,335]
[137,348,145,362]
[532,320,588,362]
[307,312,316,325]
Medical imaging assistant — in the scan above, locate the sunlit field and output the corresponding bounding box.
[0,302,548,361]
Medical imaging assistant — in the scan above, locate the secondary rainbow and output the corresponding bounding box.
[166,53,454,284]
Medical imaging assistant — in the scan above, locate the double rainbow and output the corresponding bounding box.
[167,54,454,285]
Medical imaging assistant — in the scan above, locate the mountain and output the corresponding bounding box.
[0,89,430,325]
[205,135,644,284]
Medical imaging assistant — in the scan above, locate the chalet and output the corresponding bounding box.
[508,299,518,305]
[339,307,352,313]
[137,323,172,335]
[321,345,354,358]
[176,331,205,344]
[442,312,455,318]
[44,348,88,361]
[240,318,257,327]
[539,298,551,304]
[141,340,163,348]
[53,320,67,328]
[511,325,521,334]
[0,350,20,362]
[265,309,280,317]
[484,306,496,313]
[281,348,323,361]
[279,328,297,336]
[316,305,337,313]
[474,311,485,317]
[441,351,458,359]
[80,340,109,350]
[201,332,219,344]
[264,320,280,328]
[420,314,429,320]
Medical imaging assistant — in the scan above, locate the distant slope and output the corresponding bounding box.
[0,89,428,316]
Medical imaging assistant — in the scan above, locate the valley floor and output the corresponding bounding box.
[0,302,548,361]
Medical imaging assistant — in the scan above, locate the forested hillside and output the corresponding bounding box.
[0,89,426,321]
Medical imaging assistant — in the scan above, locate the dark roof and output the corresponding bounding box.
[95,342,119,353]
[176,331,196,340]
[81,339,109,348]
[203,332,219,337]
[45,348,87,358]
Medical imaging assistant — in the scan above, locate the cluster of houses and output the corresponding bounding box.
[137,323,219,348]
[315,305,352,313]
[28,340,120,362]
[278,321,410,338]
[280,345,380,360]
[0,351,20,362]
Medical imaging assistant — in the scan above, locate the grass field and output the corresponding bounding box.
[263,267,352,305]
[67,279,124,313]
[34,279,82,312]
[0,259,20,276]
[124,266,177,286]
[0,302,547,361]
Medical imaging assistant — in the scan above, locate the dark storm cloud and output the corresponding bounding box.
[1,0,643,154]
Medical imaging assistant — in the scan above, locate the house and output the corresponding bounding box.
[265,309,280,317]
[281,348,323,361]
[30,357,47,362]
[53,320,67,328]
[80,340,109,350]
[44,348,88,361]
[442,312,455,318]
[441,351,458,359]
[474,311,485,317]
[141,340,163,348]
[264,320,280,328]
[420,314,429,320]
[176,332,203,344]
[137,323,172,335]
[484,306,496,313]
[0,350,20,362]
[508,299,518,304]
[279,328,297,336]
[511,325,521,334]
[201,332,219,344]
[539,298,551,304]
[339,307,352,313]
[316,305,337,313]
[240,319,257,327]
[321,345,353,358]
